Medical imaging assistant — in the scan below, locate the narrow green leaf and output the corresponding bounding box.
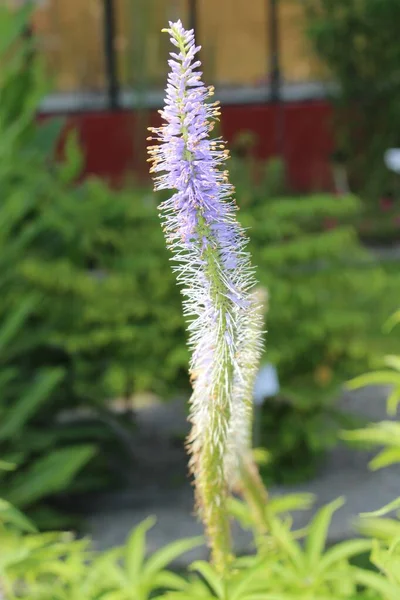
[144,536,203,577]
[384,311,400,333]
[0,460,15,471]
[125,516,156,584]
[369,448,400,470]
[6,445,96,507]
[268,518,305,572]
[229,561,270,600]
[384,355,400,372]
[153,570,188,591]
[190,561,225,599]
[0,295,37,353]
[0,368,64,440]
[228,498,253,529]
[387,387,400,417]
[317,539,373,574]
[30,117,65,158]
[361,498,400,518]
[58,129,84,184]
[354,569,399,600]
[356,517,400,541]
[267,493,315,516]
[347,371,400,390]
[305,497,345,567]
[341,423,400,447]
[0,4,33,55]
[0,498,36,532]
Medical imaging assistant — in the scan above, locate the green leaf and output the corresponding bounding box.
[5,445,96,507]
[228,498,253,529]
[356,517,400,541]
[0,368,65,441]
[58,129,84,184]
[0,498,36,532]
[384,311,400,332]
[190,561,225,599]
[125,516,156,583]
[369,448,400,470]
[387,387,400,417]
[268,518,305,572]
[305,497,345,567]
[346,370,400,390]
[361,498,400,518]
[341,423,400,448]
[354,569,399,600]
[153,571,188,591]
[0,295,37,353]
[144,536,203,577]
[229,561,271,600]
[317,539,373,574]
[384,355,400,372]
[0,460,15,471]
[29,117,65,159]
[267,493,315,516]
[0,4,33,55]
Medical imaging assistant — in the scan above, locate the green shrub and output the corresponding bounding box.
[0,486,391,600]
[303,0,400,200]
[0,494,201,600]
[0,4,187,525]
[239,187,400,482]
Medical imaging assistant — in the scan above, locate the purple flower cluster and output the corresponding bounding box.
[148,20,250,308]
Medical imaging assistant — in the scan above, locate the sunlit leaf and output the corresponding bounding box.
[305,497,345,567]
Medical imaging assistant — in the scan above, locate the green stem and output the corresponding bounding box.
[192,215,234,573]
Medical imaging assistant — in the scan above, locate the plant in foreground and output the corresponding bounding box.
[148,20,266,572]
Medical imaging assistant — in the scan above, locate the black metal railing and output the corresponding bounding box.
[99,0,283,111]
[103,0,120,109]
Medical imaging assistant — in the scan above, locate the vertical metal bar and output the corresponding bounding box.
[269,0,281,102]
[188,0,197,33]
[268,0,285,156]
[103,0,119,110]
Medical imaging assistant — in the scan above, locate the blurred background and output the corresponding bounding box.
[1,0,400,538]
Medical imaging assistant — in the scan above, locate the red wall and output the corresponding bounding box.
[50,100,335,192]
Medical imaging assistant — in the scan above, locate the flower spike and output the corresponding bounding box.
[148,20,265,573]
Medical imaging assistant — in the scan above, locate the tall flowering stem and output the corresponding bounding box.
[148,20,264,573]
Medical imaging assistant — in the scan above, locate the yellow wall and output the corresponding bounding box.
[280,1,323,82]
[33,0,105,91]
[32,0,322,93]
[199,0,269,85]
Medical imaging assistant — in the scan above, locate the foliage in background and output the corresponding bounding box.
[4,2,400,522]
[0,492,202,600]
[342,308,400,599]
[303,0,400,202]
[231,158,400,482]
[0,3,187,525]
[343,309,400,470]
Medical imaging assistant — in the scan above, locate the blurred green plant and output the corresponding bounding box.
[0,490,201,600]
[342,309,400,469]
[338,308,400,600]
[303,0,400,201]
[239,188,400,483]
[0,3,187,525]
[0,478,385,600]
[162,495,378,600]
